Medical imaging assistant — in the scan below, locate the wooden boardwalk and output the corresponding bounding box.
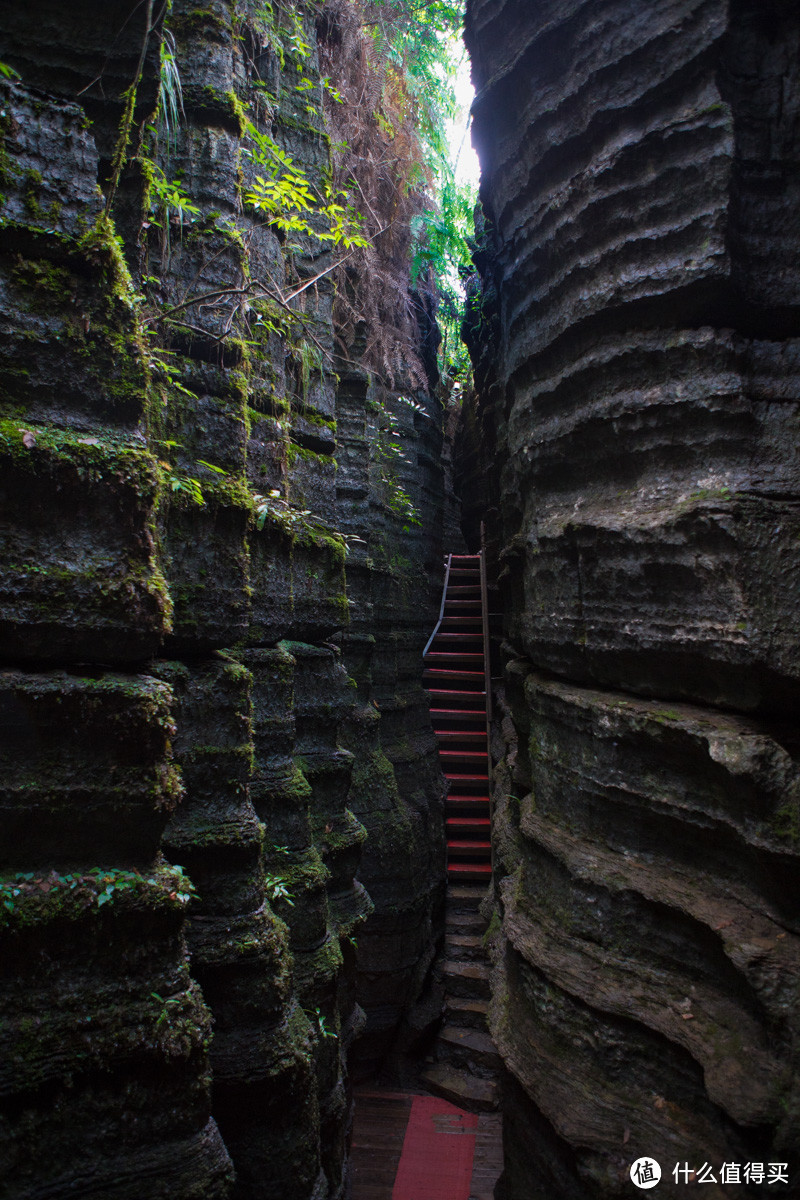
[350,1088,503,1200]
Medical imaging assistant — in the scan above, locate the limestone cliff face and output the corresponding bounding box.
[0,2,446,1196]
[461,0,800,1194]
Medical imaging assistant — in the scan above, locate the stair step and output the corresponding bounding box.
[434,724,484,734]
[445,773,489,785]
[445,932,486,960]
[447,840,491,852]
[429,633,484,643]
[440,616,485,625]
[447,884,490,907]
[429,657,484,667]
[446,586,482,595]
[419,1065,498,1114]
[442,959,490,995]
[439,748,488,760]
[444,994,490,1029]
[447,862,492,882]
[430,709,487,722]
[439,1025,501,1072]
[446,795,491,810]
[425,668,485,680]
[447,817,491,834]
[446,909,487,932]
[427,688,486,700]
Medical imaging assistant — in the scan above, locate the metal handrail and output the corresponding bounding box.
[423,553,452,658]
[479,524,494,879]
[478,546,492,726]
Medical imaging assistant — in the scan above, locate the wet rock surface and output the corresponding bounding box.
[0,1,449,1196]
[461,0,800,1194]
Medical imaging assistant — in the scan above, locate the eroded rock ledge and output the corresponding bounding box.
[0,2,447,1196]
[461,0,800,1194]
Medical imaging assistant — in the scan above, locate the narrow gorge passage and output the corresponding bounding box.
[425,553,493,888]
[2,0,800,1198]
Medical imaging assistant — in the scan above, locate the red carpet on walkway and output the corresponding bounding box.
[391,1095,478,1200]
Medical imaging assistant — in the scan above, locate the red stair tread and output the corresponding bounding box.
[429,632,483,640]
[430,709,487,720]
[430,552,493,888]
[426,652,484,661]
[440,758,488,766]
[429,633,484,643]
[424,672,489,681]
[435,730,486,740]
[427,689,486,699]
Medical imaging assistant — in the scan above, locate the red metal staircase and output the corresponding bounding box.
[424,554,492,884]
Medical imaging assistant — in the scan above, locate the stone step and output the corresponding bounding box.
[438,1025,502,1073]
[445,932,486,961]
[419,1064,498,1113]
[441,959,490,1000]
[444,994,490,1030]
[446,909,487,935]
[447,884,489,908]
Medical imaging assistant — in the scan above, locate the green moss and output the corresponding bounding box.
[483,909,502,947]
[0,862,196,929]
[226,89,248,137]
[162,466,253,512]
[22,167,41,211]
[773,797,800,844]
[299,411,336,432]
[169,6,232,40]
[184,84,247,135]
[278,848,330,894]
[286,442,337,469]
[0,417,159,488]
[314,809,367,853]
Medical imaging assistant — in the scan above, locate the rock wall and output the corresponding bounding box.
[461,0,800,1195]
[0,2,446,1196]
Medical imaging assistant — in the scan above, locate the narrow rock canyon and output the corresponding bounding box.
[460,0,800,1195]
[1,0,799,1197]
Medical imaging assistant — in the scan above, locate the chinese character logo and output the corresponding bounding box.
[630,1158,662,1189]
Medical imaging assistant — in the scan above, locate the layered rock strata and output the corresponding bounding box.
[461,0,800,1195]
[0,1,447,1195]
